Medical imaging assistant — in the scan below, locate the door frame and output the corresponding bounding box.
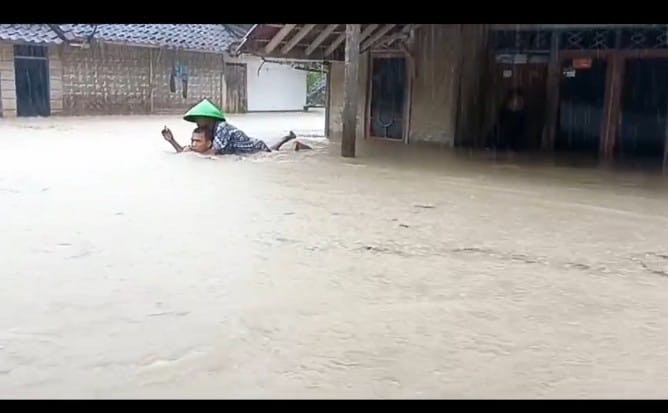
[365,51,412,144]
[492,61,549,151]
[224,62,248,113]
[13,45,51,117]
[554,55,610,154]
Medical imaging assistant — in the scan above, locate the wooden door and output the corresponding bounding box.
[367,56,408,141]
[14,45,50,117]
[225,63,247,113]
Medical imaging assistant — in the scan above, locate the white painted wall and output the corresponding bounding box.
[244,57,307,112]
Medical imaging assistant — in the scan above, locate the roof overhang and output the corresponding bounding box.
[234,24,420,61]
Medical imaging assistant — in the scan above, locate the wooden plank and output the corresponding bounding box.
[148,48,154,113]
[341,24,361,158]
[281,24,316,54]
[306,24,338,56]
[264,24,296,54]
[664,103,668,173]
[374,25,417,49]
[225,62,248,113]
[324,33,346,57]
[541,33,561,151]
[360,24,380,41]
[600,53,625,162]
[361,24,396,51]
[325,25,377,57]
[325,61,331,138]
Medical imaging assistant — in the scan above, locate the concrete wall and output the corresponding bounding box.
[245,56,307,111]
[326,25,469,146]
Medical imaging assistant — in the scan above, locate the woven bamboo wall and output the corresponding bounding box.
[151,48,224,112]
[61,43,151,115]
[60,43,225,115]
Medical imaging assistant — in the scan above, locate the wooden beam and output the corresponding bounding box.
[324,33,345,57]
[360,24,380,42]
[361,24,396,51]
[600,53,625,162]
[541,33,561,151]
[664,103,668,174]
[148,48,154,113]
[325,62,332,139]
[372,25,416,49]
[264,24,296,54]
[341,24,361,158]
[281,24,316,54]
[325,24,378,57]
[306,24,338,56]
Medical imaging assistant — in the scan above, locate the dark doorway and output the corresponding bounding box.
[555,58,607,154]
[224,63,247,113]
[367,56,408,141]
[619,58,668,166]
[492,63,548,150]
[14,45,50,117]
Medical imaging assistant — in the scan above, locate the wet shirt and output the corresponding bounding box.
[212,122,270,155]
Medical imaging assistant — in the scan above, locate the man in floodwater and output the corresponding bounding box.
[161,99,309,155]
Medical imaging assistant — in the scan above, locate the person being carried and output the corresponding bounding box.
[161,99,310,155]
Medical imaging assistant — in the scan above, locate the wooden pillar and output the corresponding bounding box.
[325,62,331,139]
[600,53,625,162]
[148,49,155,113]
[341,24,361,158]
[541,33,561,151]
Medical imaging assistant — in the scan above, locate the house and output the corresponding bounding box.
[237,24,668,168]
[0,24,309,118]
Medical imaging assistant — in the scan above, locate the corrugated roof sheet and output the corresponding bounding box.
[0,24,63,44]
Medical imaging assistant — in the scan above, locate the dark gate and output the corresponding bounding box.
[556,58,608,154]
[224,63,247,113]
[14,45,50,117]
[620,58,668,164]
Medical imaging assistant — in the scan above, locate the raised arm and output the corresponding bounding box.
[161,126,189,153]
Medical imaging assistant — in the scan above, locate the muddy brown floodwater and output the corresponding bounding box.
[1,110,668,398]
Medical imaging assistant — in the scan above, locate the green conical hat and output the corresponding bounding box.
[183,99,226,122]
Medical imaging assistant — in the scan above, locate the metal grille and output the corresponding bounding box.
[493,30,551,52]
[620,27,668,49]
[560,29,616,50]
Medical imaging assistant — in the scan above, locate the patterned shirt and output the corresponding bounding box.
[212,122,270,155]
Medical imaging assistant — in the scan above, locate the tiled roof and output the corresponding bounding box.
[0,24,63,44]
[0,24,249,53]
[61,24,243,53]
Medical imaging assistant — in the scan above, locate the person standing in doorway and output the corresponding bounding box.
[491,88,528,152]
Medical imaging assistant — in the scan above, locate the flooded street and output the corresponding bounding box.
[2,110,668,398]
